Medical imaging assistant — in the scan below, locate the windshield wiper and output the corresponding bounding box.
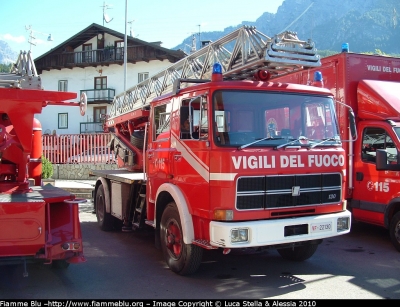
[275,136,309,149]
[309,137,340,148]
[238,136,283,150]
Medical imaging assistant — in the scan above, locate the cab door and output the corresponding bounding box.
[172,94,210,213]
[147,101,173,204]
[352,122,399,226]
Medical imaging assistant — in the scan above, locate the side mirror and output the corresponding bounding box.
[376,149,400,171]
[349,110,357,140]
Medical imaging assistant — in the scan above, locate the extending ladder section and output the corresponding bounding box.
[0,51,42,90]
[108,26,321,120]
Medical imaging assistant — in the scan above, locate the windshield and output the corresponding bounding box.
[212,90,340,147]
[394,127,400,140]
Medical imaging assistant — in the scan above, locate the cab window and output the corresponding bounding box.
[362,127,397,164]
[153,103,170,141]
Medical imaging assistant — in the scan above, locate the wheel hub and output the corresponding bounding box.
[167,234,175,244]
[166,221,182,257]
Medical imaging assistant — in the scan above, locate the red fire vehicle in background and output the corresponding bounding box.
[274,47,400,251]
[90,26,352,275]
[0,51,87,276]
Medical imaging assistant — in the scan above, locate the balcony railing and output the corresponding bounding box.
[35,46,171,72]
[75,47,124,63]
[80,88,115,103]
[80,122,104,134]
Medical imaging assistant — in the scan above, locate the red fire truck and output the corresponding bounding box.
[273,49,400,252]
[90,27,352,275]
[0,51,87,276]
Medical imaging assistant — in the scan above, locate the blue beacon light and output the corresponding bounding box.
[312,71,324,88]
[314,71,323,82]
[342,43,349,53]
[212,63,223,81]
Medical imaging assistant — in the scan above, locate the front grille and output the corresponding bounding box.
[236,173,342,210]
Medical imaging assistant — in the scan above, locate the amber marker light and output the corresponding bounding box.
[214,209,233,221]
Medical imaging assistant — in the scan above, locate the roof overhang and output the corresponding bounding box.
[357,79,400,120]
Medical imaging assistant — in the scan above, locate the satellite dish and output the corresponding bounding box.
[80,93,87,116]
[104,13,114,23]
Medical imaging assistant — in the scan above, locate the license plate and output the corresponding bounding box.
[310,222,332,233]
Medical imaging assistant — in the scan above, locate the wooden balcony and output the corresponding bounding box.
[35,46,176,73]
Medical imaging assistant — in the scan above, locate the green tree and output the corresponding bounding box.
[41,155,54,179]
[0,63,12,73]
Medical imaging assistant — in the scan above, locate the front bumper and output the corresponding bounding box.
[210,210,351,248]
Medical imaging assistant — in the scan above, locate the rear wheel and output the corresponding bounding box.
[277,243,319,261]
[160,202,203,275]
[95,184,113,231]
[389,211,400,252]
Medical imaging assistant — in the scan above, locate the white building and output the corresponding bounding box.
[34,23,186,135]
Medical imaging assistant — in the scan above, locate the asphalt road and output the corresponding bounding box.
[1,201,400,300]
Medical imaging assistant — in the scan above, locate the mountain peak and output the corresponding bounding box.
[0,40,19,64]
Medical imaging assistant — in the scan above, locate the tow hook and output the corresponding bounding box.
[223,248,231,255]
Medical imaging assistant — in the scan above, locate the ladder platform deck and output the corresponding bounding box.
[89,169,146,184]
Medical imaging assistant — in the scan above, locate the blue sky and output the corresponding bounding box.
[0,0,283,57]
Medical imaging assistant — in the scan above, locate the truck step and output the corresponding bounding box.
[145,220,155,227]
[193,239,218,250]
[132,222,143,229]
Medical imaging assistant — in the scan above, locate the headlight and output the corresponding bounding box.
[231,228,249,243]
[337,217,350,231]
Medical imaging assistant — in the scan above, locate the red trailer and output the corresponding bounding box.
[0,51,87,276]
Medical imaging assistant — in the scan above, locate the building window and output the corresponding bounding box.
[58,80,68,92]
[95,77,107,100]
[95,77,107,89]
[58,113,68,129]
[82,43,92,62]
[94,106,107,122]
[138,72,149,83]
[115,41,124,60]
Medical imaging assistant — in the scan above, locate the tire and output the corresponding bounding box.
[277,243,319,261]
[130,131,145,149]
[389,211,400,252]
[160,202,203,275]
[95,184,113,231]
[51,260,70,269]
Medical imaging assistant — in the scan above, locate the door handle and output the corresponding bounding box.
[174,154,182,162]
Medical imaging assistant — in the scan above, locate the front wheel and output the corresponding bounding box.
[277,243,319,261]
[160,202,203,275]
[389,211,400,252]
